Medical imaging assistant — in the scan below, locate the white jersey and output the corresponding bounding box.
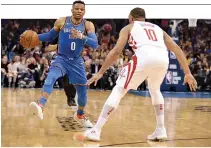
[128,21,168,61]
[116,21,169,90]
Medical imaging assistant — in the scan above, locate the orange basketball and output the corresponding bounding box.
[20,30,40,49]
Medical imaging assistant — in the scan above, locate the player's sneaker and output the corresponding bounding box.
[29,102,43,120]
[147,127,167,141]
[84,127,101,142]
[73,112,93,128]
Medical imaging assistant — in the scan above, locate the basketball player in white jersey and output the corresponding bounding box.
[84,7,197,141]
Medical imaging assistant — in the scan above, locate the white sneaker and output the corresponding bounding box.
[29,102,43,120]
[73,112,93,128]
[84,127,101,142]
[147,127,167,141]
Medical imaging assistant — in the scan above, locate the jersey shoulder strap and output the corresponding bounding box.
[60,16,68,30]
[67,16,71,24]
[83,19,88,36]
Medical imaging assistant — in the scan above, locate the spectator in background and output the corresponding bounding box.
[7,35,17,62]
[39,58,49,85]
[122,49,130,65]
[90,58,102,74]
[27,57,40,86]
[195,61,207,89]
[7,56,19,87]
[205,45,211,55]
[100,32,111,46]
[109,34,117,49]
[17,57,28,87]
[18,67,36,88]
[82,49,90,62]
[1,55,8,87]
[17,57,27,77]
[204,64,211,90]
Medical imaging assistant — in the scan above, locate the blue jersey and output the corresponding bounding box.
[58,16,86,58]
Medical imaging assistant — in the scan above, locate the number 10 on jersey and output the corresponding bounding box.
[144,28,158,41]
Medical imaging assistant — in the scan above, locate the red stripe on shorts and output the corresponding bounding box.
[124,56,137,89]
[124,62,131,89]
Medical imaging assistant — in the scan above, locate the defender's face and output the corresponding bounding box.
[72,3,85,19]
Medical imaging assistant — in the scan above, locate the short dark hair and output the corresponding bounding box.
[130,7,145,19]
[73,0,85,6]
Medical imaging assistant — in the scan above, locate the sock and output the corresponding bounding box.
[75,85,87,107]
[95,104,115,130]
[77,109,84,116]
[154,104,164,128]
[39,97,47,106]
[94,86,127,130]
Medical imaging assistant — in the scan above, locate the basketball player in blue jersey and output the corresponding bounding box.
[45,44,78,107]
[27,1,98,128]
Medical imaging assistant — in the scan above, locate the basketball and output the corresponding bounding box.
[20,30,40,49]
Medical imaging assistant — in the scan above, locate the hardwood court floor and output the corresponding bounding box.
[1,88,211,147]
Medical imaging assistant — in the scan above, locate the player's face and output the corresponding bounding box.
[72,3,85,20]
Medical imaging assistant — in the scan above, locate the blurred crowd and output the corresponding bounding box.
[1,19,211,91]
[177,20,211,91]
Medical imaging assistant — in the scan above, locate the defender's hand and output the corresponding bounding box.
[183,73,197,91]
[86,73,103,86]
[70,27,83,39]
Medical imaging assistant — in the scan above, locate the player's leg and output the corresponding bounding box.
[73,84,92,126]
[84,56,147,141]
[74,85,87,113]
[147,67,168,141]
[29,64,64,119]
[41,65,64,103]
[66,59,93,127]
[71,81,92,127]
[63,74,77,106]
[84,85,128,141]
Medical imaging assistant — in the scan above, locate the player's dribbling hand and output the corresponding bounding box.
[71,27,83,39]
[183,73,198,91]
[86,73,103,86]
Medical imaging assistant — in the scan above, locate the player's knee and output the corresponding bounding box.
[76,86,87,107]
[148,87,164,105]
[105,85,126,108]
[43,67,63,94]
[43,77,57,94]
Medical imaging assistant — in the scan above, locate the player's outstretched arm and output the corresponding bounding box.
[86,25,130,86]
[38,17,65,42]
[163,31,190,75]
[83,21,98,49]
[163,31,197,91]
[98,26,129,74]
